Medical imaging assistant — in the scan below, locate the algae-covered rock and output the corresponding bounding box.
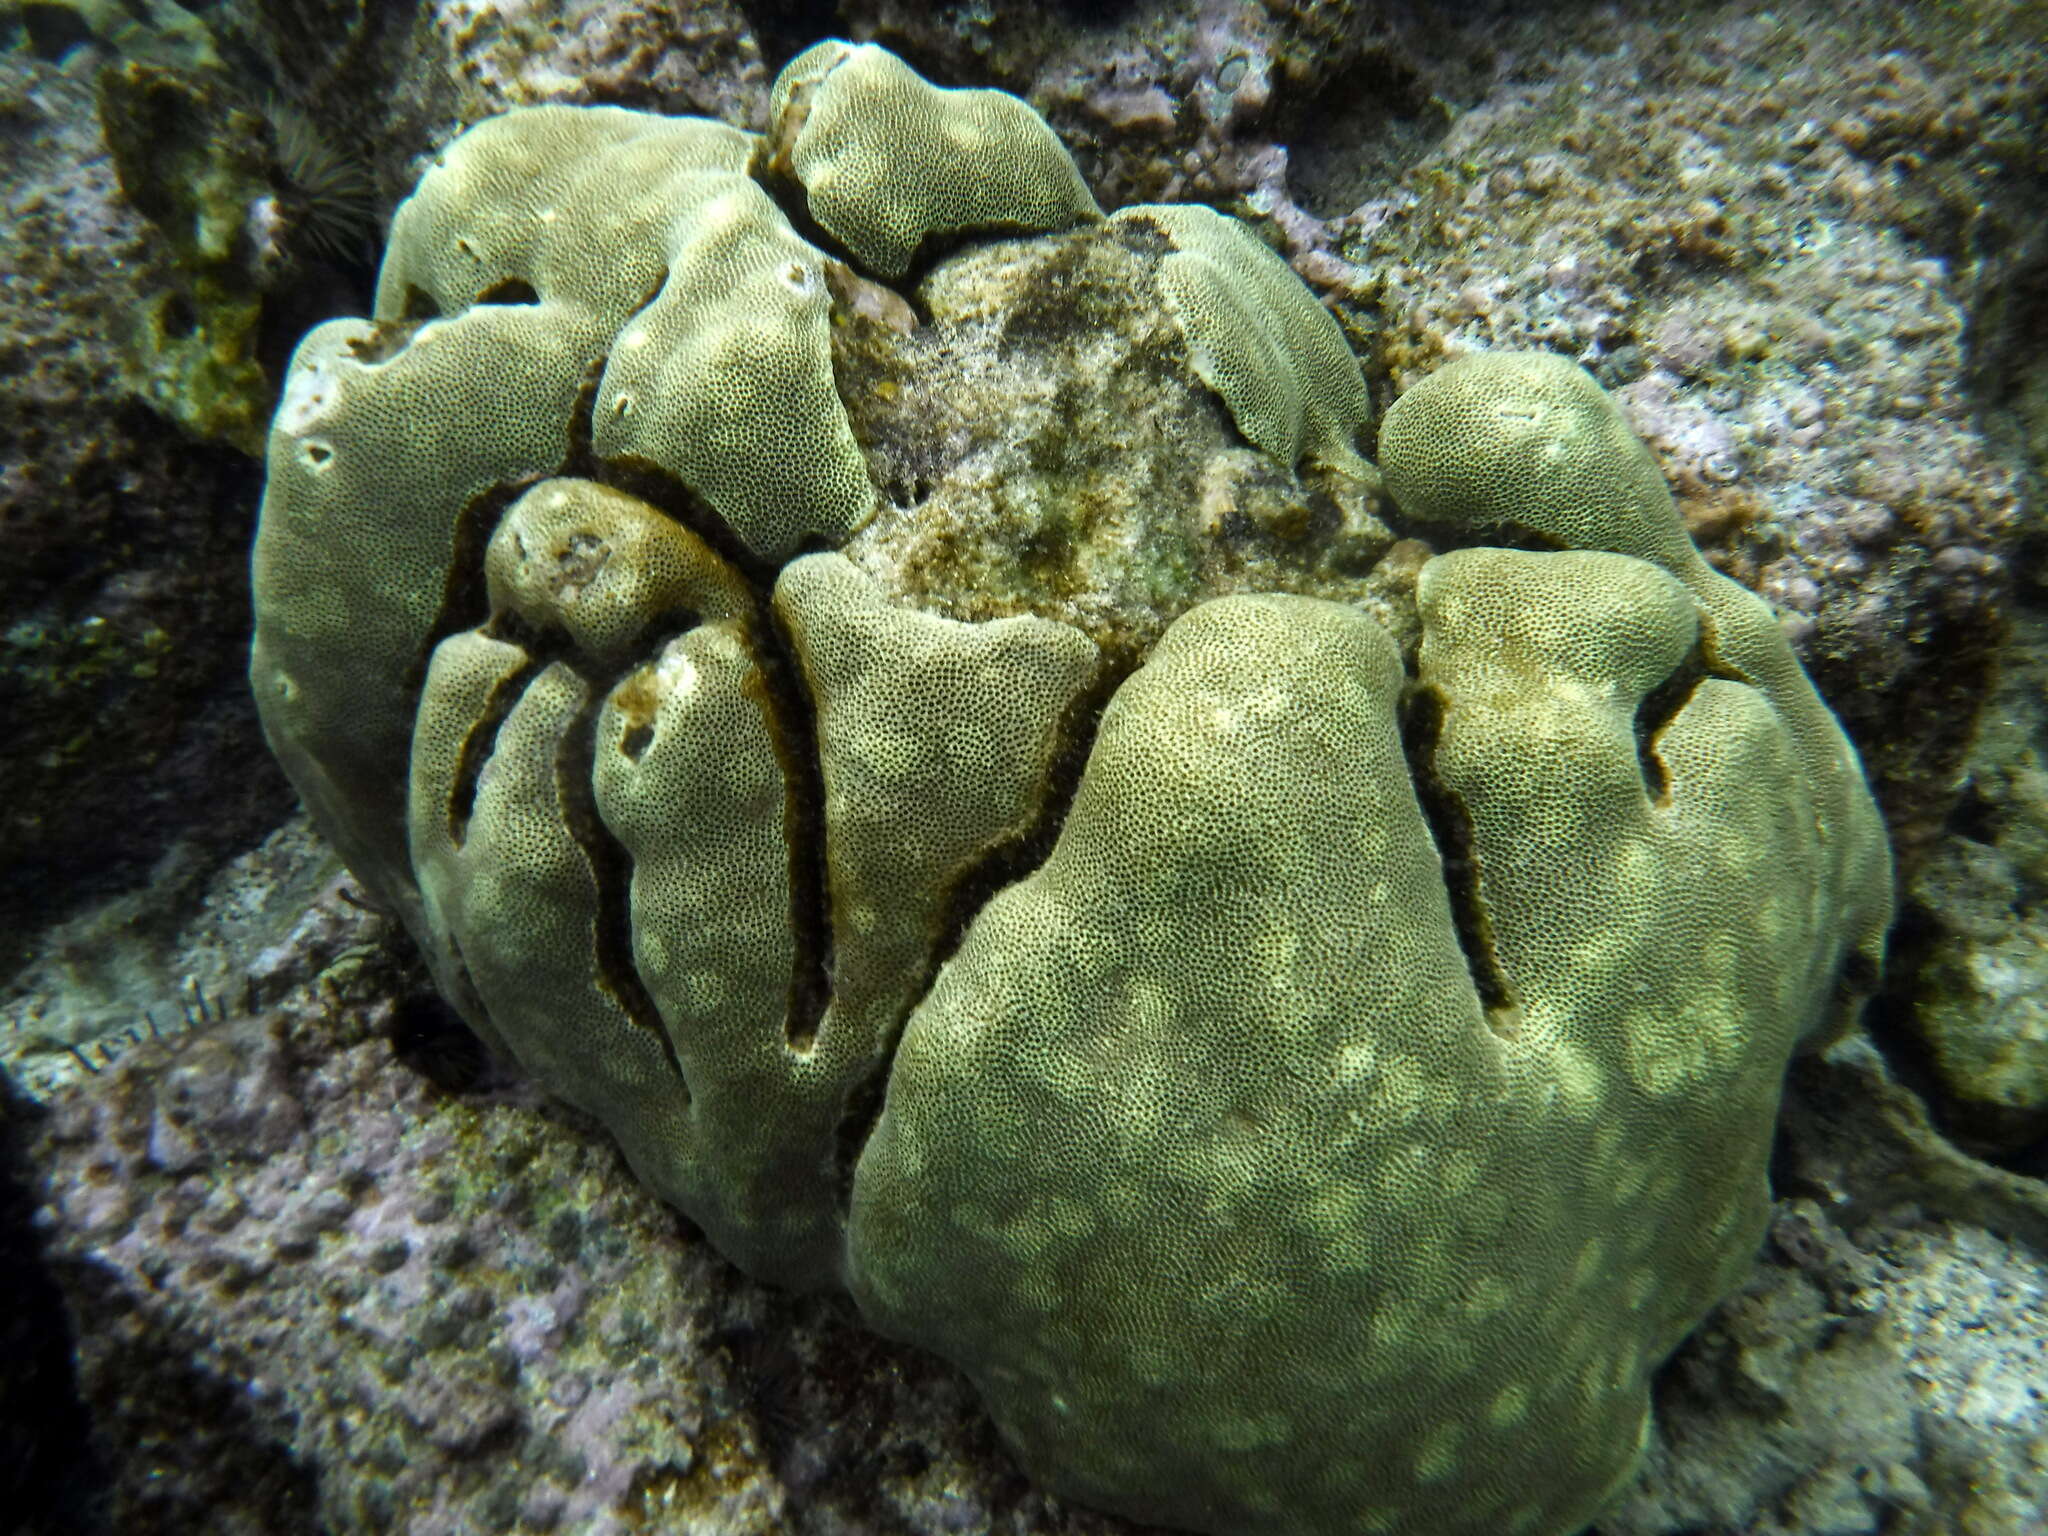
[248,40,1893,1536]
[0,45,295,978]
[828,215,1393,656]
[1900,606,2048,1152]
[95,61,271,453]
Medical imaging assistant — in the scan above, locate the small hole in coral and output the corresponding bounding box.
[620,723,653,761]
[301,440,334,468]
[159,292,198,340]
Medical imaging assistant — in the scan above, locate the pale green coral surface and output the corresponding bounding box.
[766,38,1102,278]
[248,42,1893,1536]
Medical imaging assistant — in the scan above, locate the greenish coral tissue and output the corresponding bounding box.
[767,38,1103,277]
[1116,202,1370,474]
[249,41,1893,1536]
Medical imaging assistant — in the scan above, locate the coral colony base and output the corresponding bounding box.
[248,40,1892,1536]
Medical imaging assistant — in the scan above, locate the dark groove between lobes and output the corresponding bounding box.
[397,336,616,743]
[752,602,834,1054]
[588,455,835,1055]
[403,476,542,697]
[479,613,699,1064]
[828,645,1140,1210]
[552,678,692,1097]
[923,647,1136,989]
[562,353,608,471]
[413,316,1153,1176]
[447,650,545,847]
[1633,648,1710,805]
[422,355,613,857]
[1398,684,1521,1035]
[1693,609,1763,690]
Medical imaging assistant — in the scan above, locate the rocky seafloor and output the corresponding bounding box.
[3,0,2047,1533]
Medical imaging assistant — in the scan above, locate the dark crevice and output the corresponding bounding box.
[447,652,545,847]
[1858,901,1969,1127]
[447,573,707,1088]
[388,991,491,1093]
[397,286,440,322]
[631,610,703,668]
[1836,945,1884,1021]
[559,280,668,478]
[1377,510,1571,557]
[486,601,701,673]
[345,315,426,364]
[597,456,785,588]
[562,353,609,472]
[1945,778,2003,846]
[1399,684,1521,1037]
[752,144,1002,298]
[895,220,1081,292]
[18,1,96,61]
[1,1079,102,1534]
[562,278,669,477]
[1632,650,1709,805]
[829,646,1140,1209]
[554,673,691,1096]
[753,151,831,261]
[924,648,1137,986]
[744,0,845,75]
[442,928,481,1015]
[589,456,833,1052]
[1634,615,1761,806]
[757,603,833,1053]
[416,365,841,1076]
[159,291,198,338]
[832,1054,893,1211]
[401,477,545,695]
[633,269,670,319]
[1691,607,1763,689]
[475,277,539,306]
[1860,900,2048,1174]
[1268,46,1452,219]
[385,388,737,1097]
[399,336,638,798]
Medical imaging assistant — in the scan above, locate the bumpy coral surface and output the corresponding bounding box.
[1115,201,1370,473]
[249,41,1893,1536]
[765,39,1102,278]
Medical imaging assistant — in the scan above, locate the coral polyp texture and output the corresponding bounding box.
[765,39,1103,277]
[1115,201,1371,474]
[248,41,1894,1536]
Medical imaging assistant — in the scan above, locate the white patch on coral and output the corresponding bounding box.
[277,345,348,436]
